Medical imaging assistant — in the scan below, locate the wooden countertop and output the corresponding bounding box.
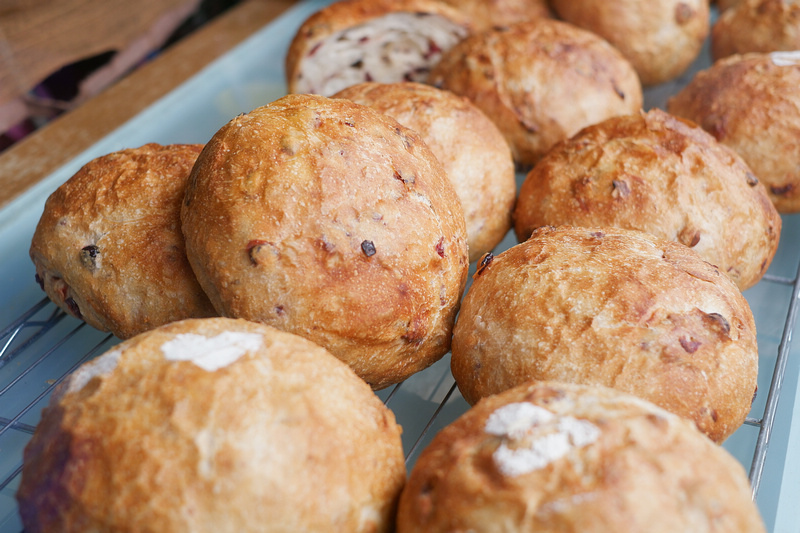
[0,0,298,210]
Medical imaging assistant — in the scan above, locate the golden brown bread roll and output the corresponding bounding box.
[513,108,781,291]
[181,93,469,390]
[667,52,800,212]
[436,0,551,32]
[711,0,800,60]
[29,143,216,339]
[16,317,406,533]
[398,380,766,532]
[428,19,642,167]
[285,0,470,96]
[333,81,516,262]
[451,225,759,443]
[549,0,710,86]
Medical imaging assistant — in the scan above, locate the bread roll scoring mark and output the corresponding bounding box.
[160,331,263,371]
[484,402,600,476]
[770,51,800,66]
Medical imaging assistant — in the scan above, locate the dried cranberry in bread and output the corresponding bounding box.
[513,108,781,291]
[333,81,516,262]
[428,19,642,167]
[436,0,551,32]
[711,0,800,60]
[29,143,216,339]
[181,93,469,390]
[550,0,709,86]
[16,317,406,533]
[451,226,759,443]
[398,381,766,532]
[285,0,470,96]
[668,52,800,213]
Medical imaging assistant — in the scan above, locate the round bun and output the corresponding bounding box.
[436,0,551,32]
[513,108,781,291]
[451,225,759,443]
[285,0,470,96]
[29,143,216,339]
[16,317,406,533]
[711,0,800,61]
[550,0,709,86]
[398,381,766,532]
[428,19,642,167]
[667,52,800,213]
[333,81,516,262]
[181,93,469,390]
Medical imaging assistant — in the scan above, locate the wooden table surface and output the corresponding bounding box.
[0,0,298,210]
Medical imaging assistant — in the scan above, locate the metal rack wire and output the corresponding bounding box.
[1,260,798,530]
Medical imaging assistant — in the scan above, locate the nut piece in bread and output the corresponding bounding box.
[16,317,406,533]
[29,143,216,339]
[333,81,516,262]
[711,0,800,61]
[181,93,469,390]
[668,52,800,213]
[550,0,710,86]
[436,0,551,32]
[397,381,767,532]
[285,0,470,96]
[428,19,642,167]
[451,226,759,443]
[513,108,781,291]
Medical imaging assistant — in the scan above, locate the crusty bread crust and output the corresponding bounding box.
[17,317,406,533]
[436,0,551,32]
[428,19,642,167]
[550,0,710,86]
[333,81,516,262]
[513,108,781,291]
[181,94,469,389]
[451,226,759,443]
[711,0,800,60]
[668,52,800,213]
[398,381,766,532]
[29,143,216,339]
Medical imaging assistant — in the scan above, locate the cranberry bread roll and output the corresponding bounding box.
[711,0,800,60]
[429,19,642,167]
[29,143,216,339]
[436,0,551,32]
[550,0,710,86]
[17,318,406,533]
[513,108,781,291]
[285,0,470,96]
[181,94,469,390]
[398,381,766,532]
[334,81,516,262]
[451,226,760,444]
[668,52,800,212]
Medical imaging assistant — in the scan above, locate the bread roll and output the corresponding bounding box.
[29,143,216,339]
[16,317,406,533]
[285,0,470,96]
[398,380,766,532]
[451,226,759,443]
[428,19,642,167]
[550,0,710,86]
[668,52,800,212]
[513,108,781,291]
[181,93,469,390]
[333,81,516,262]
[711,0,800,60]
[436,0,551,32]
